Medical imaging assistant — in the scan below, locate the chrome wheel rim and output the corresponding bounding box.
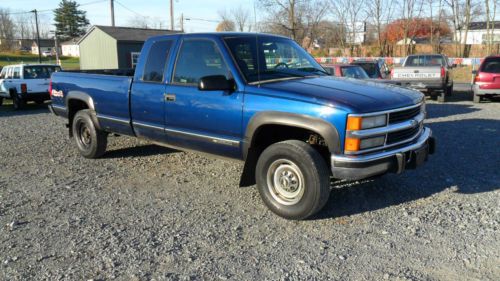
[267,159,305,205]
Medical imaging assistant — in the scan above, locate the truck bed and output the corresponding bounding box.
[50,71,134,136]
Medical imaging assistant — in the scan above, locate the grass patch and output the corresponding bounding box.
[0,51,79,70]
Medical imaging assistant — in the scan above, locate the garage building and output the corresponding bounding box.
[78,25,178,70]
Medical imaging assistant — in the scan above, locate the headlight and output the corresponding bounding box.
[347,114,387,130]
[360,136,385,149]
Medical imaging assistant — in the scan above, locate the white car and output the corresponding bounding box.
[0,64,62,109]
[42,50,53,57]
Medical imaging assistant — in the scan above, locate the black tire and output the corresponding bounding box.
[473,93,481,103]
[445,84,453,96]
[255,140,331,220]
[72,109,107,158]
[11,92,25,110]
[0,97,3,106]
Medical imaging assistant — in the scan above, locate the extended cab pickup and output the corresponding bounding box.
[391,54,454,102]
[49,33,435,220]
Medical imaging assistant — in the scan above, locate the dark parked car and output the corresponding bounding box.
[351,59,391,79]
[323,64,370,79]
[472,55,500,103]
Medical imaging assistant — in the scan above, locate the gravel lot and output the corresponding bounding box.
[0,91,499,281]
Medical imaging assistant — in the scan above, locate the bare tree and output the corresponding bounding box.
[0,8,15,50]
[366,0,396,56]
[399,0,424,56]
[485,0,499,54]
[232,6,251,32]
[14,13,33,40]
[330,0,368,55]
[258,0,300,40]
[216,20,235,32]
[445,0,483,57]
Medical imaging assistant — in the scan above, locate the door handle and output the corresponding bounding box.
[164,93,176,102]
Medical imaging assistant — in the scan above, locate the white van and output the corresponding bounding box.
[0,64,62,109]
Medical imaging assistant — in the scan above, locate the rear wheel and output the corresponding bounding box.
[256,140,331,220]
[12,94,25,110]
[72,109,108,158]
[445,84,453,96]
[437,91,446,103]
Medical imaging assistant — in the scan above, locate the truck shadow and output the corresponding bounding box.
[425,103,479,119]
[0,103,49,117]
[103,144,178,159]
[315,117,500,220]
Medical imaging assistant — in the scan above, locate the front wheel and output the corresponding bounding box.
[72,109,108,158]
[256,140,331,220]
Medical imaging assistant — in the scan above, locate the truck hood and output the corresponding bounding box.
[259,76,423,113]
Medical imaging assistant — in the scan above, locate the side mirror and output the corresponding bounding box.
[472,70,477,75]
[452,64,458,68]
[198,75,235,92]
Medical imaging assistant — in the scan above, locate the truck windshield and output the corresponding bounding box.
[224,35,327,83]
[405,55,445,67]
[23,65,61,79]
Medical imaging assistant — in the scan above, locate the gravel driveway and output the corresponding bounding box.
[0,92,499,281]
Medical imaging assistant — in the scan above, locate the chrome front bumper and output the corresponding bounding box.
[331,127,435,180]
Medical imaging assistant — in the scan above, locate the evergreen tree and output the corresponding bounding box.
[53,0,90,41]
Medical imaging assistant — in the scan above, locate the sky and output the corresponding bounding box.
[0,0,259,32]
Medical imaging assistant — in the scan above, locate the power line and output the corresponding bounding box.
[114,0,148,19]
[2,0,107,16]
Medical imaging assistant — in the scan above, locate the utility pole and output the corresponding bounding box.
[180,13,184,32]
[31,9,42,63]
[110,0,115,27]
[54,35,60,65]
[170,0,174,30]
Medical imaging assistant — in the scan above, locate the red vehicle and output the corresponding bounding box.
[323,64,370,79]
[473,55,500,103]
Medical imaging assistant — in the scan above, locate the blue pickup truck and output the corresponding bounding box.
[49,33,435,220]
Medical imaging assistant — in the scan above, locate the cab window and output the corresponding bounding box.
[173,39,230,85]
[12,67,21,79]
[142,40,173,83]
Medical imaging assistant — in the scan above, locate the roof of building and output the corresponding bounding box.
[61,37,81,45]
[78,25,180,44]
[469,21,500,30]
[32,39,54,48]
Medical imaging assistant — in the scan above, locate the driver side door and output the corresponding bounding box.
[164,37,243,159]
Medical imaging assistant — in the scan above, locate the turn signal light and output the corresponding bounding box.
[21,83,27,93]
[441,67,445,78]
[345,138,360,152]
[347,116,362,131]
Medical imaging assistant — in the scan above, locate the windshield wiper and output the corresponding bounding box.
[296,67,329,76]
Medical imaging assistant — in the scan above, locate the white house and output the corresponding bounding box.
[60,38,80,57]
[455,21,500,44]
[32,39,54,55]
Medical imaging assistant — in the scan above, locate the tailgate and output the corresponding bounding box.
[392,67,442,80]
[26,78,50,93]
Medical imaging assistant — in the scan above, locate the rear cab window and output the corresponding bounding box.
[405,55,445,67]
[23,65,61,79]
[480,57,500,73]
[142,40,174,83]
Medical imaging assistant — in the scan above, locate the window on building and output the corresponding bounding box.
[173,39,230,85]
[131,52,140,68]
[142,40,173,83]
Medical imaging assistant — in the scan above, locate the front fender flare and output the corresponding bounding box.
[243,111,341,158]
